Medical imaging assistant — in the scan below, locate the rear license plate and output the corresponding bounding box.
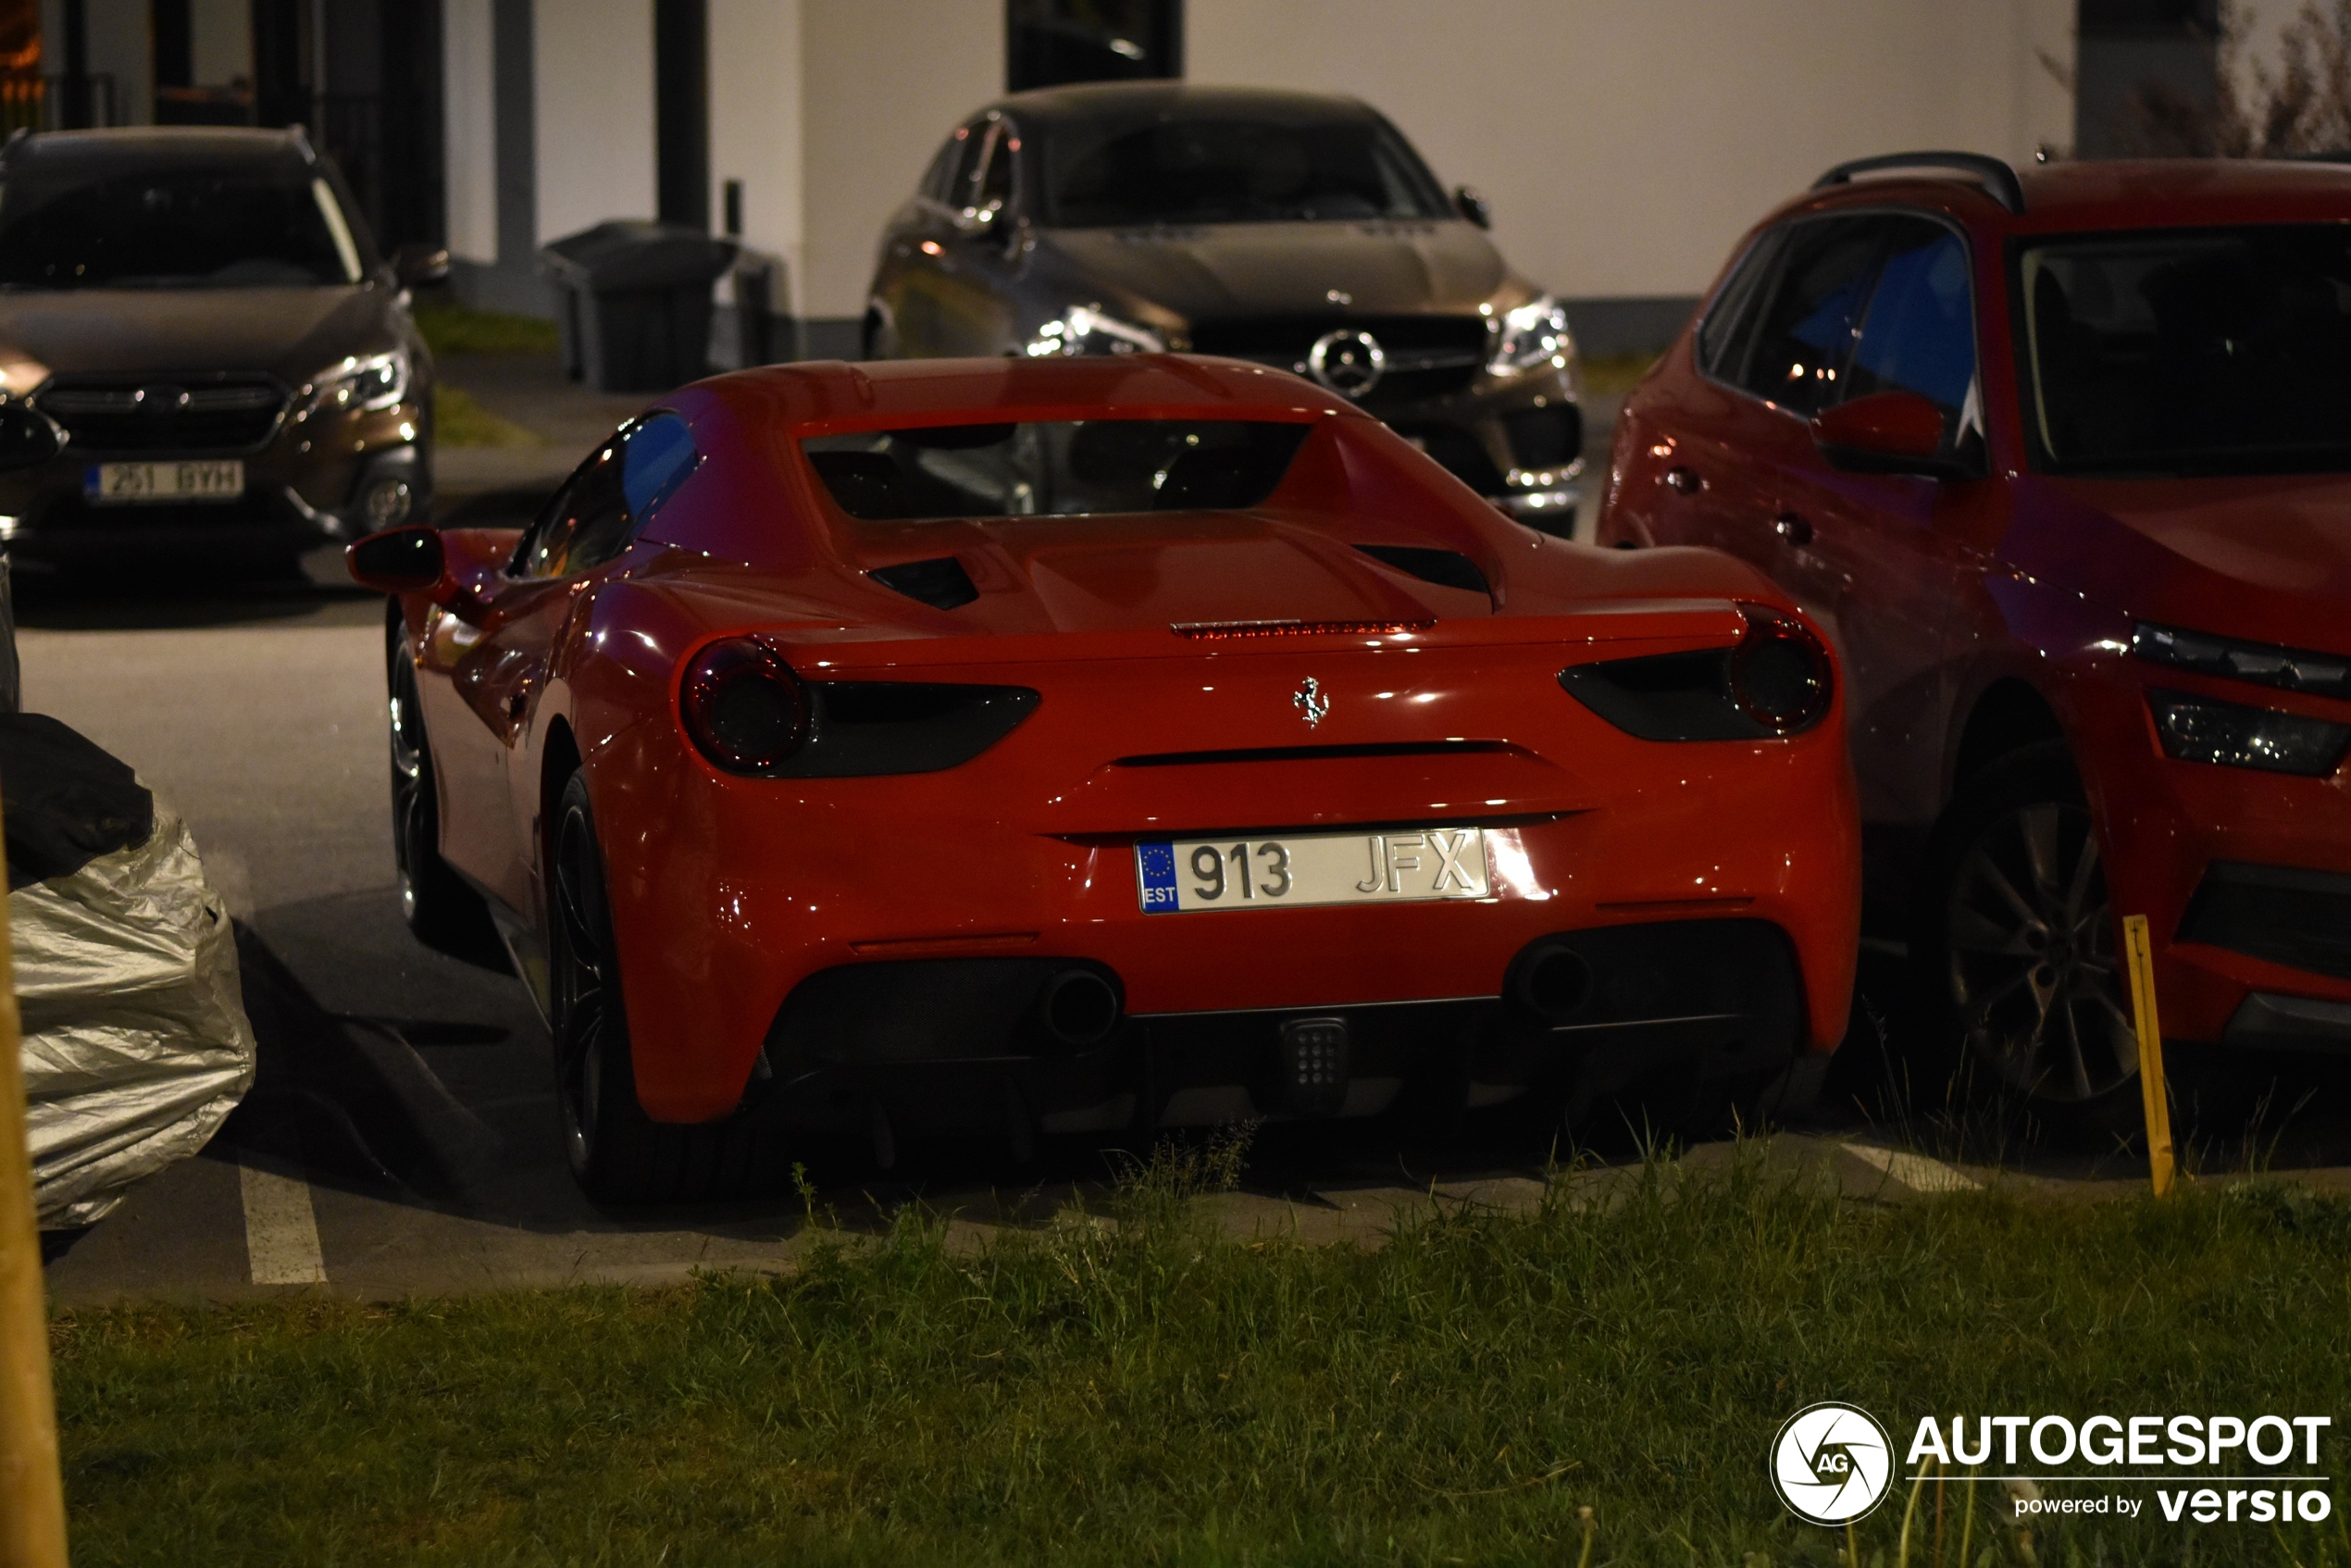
[1136,828,1491,914]
[84,460,244,504]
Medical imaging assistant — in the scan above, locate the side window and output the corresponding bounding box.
[920,134,962,203]
[513,415,699,579]
[950,119,995,212]
[514,442,625,579]
[1845,218,1978,441]
[619,413,698,524]
[1696,229,1785,380]
[1727,217,1888,417]
[976,118,1015,216]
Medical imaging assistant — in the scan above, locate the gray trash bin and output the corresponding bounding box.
[538,221,739,392]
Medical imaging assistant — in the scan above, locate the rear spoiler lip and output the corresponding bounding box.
[775,599,1757,676]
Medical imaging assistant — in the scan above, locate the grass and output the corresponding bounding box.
[412,298,563,357]
[431,384,543,450]
[48,1143,2351,1565]
[1581,352,1661,399]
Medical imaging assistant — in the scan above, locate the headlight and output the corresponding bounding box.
[301,350,409,417]
[1486,294,1574,378]
[2133,621,2351,699]
[0,356,49,401]
[2147,688,2351,776]
[1022,305,1164,358]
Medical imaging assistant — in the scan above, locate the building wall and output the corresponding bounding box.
[533,0,657,243]
[458,0,2076,355]
[445,0,499,264]
[1187,0,2075,352]
[706,0,802,295]
[797,0,1001,349]
[82,0,153,126]
[188,0,251,88]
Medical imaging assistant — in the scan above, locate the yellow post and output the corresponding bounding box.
[2121,914,2176,1199]
[0,794,68,1566]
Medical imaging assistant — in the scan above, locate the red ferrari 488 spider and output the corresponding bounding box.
[349,355,1860,1201]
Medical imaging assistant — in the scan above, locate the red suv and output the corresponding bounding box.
[1598,152,2351,1123]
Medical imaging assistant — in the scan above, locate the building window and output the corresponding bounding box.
[1006,0,1180,93]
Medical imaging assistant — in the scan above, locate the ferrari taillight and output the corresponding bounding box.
[680,638,809,773]
[1559,606,1835,741]
[1728,605,1834,735]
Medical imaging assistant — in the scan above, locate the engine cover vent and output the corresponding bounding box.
[1354,544,1491,599]
[867,556,978,610]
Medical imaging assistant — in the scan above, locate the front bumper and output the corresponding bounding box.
[2070,650,2351,1047]
[0,399,429,562]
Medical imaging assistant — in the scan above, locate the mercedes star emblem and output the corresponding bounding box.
[1293,676,1331,728]
[1308,329,1384,397]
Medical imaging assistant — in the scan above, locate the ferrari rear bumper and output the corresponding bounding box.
[750,919,1806,1142]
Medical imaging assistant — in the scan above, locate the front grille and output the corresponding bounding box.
[2178,860,2351,979]
[1391,422,1504,494]
[34,375,289,454]
[1187,314,1488,404]
[1502,404,1584,470]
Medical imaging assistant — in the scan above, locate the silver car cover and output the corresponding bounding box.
[15,797,255,1227]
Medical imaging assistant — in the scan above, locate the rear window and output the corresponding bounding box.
[801,419,1312,520]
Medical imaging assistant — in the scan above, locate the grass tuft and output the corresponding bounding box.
[431,385,542,450]
[412,299,562,357]
[1580,352,1662,398]
[50,1149,2351,1565]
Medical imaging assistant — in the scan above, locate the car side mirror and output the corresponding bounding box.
[392,243,452,289]
[1454,186,1491,229]
[0,403,64,470]
[1810,391,1977,480]
[348,525,446,593]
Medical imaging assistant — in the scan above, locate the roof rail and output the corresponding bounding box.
[1812,151,2024,214]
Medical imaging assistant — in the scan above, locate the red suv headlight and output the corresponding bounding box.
[679,638,809,773]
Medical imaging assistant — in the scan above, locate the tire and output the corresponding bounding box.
[1912,741,2144,1135]
[386,613,501,960]
[549,771,777,1202]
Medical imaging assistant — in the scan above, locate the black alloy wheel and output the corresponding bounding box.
[551,773,626,1188]
[386,611,497,956]
[1918,742,2142,1128]
[548,771,773,1202]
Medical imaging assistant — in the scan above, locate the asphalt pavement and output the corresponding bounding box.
[25,352,2351,1304]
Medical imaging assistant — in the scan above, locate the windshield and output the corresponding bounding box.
[1041,113,1452,227]
[802,419,1312,519]
[0,168,363,289]
[2017,224,2351,476]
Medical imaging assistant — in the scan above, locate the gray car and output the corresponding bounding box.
[0,126,445,572]
[865,83,1586,535]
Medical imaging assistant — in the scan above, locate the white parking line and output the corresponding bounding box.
[1843,1141,1983,1194]
[239,1154,328,1285]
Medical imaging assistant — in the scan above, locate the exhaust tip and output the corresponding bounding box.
[1039,968,1122,1048]
[1513,942,1593,1023]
